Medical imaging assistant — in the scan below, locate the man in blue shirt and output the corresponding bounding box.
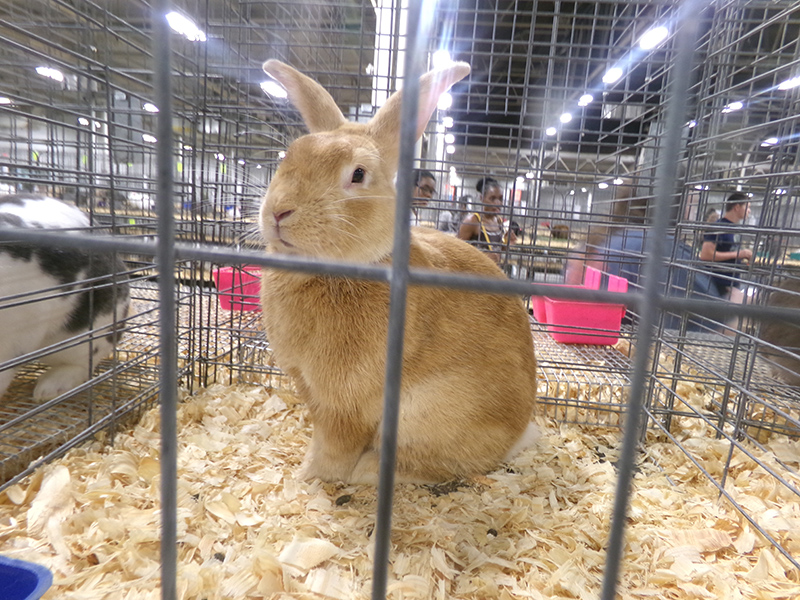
[700,192,752,300]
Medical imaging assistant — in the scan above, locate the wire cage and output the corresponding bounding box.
[1,0,800,598]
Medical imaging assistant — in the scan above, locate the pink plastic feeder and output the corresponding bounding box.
[212,266,262,312]
[532,267,628,345]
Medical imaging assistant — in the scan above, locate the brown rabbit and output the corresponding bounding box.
[259,60,538,484]
[759,277,800,386]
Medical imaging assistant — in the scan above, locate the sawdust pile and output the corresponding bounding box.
[1,382,799,599]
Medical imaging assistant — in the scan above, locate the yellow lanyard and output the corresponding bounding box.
[475,213,503,251]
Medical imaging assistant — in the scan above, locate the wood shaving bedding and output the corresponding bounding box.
[1,383,799,599]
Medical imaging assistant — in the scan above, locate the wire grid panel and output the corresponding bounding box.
[1,0,800,596]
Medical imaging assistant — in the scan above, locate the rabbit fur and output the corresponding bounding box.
[758,277,800,385]
[0,195,129,401]
[259,60,538,484]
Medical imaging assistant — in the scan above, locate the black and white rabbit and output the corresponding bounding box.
[0,194,130,401]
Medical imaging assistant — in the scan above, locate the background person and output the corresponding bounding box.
[699,192,752,302]
[457,176,516,266]
[410,169,436,226]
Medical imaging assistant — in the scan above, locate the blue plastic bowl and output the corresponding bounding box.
[0,555,53,600]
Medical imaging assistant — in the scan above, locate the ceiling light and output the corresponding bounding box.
[446,144,456,154]
[545,126,557,136]
[278,150,286,159]
[444,133,455,144]
[578,94,593,107]
[0,97,12,105]
[142,134,157,143]
[143,102,159,113]
[166,11,207,42]
[432,50,452,69]
[36,66,64,82]
[722,101,744,113]
[215,152,225,161]
[638,26,669,50]
[516,176,525,185]
[256,164,262,169]
[437,92,453,111]
[238,159,246,165]
[761,137,779,147]
[525,171,535,179]
[598,182,609,189]
[261,80,288,98]
[559,112,573,124]
[778,76,800,91]
[602,67,623,84]
[612,178,624,185]
[78,117,90,126]
[442,116,454,128]
[687,120,697,128]
[581,187,587,193]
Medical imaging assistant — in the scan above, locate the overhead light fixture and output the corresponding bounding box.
[444,133,455,144]
[638,26,669,50]
[761,137,779,147]
[602,67,623,84]
[578,94,593,107]
[581,187,587,193]
[612,178,624,185]
[166,11,207,42]
[437,92,453,111]
[722,101,744,113]
[36,66,64,82]
[778,76,800,91]
[0,97,12,105]
[261,80,288,98]
[143,102,159,113]
[560,112,573,124]
[598,182,609,189]
[516,176,525,185]
[78,117,90,126]
[525,171,535,179]
[215,153,225,161]
[545,126,557,136]
[256,164,262,169]
[238,159,246,165]
[687,120,697,128]
[183,144,193,151]
[278,150,286,159]
[432,50,452,69]
[142,134,157,143]
[442,116,454,128]
[446,144,456,154]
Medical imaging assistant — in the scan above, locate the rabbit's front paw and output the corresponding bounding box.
[33,366,88,401]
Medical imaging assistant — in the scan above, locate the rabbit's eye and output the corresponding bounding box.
[351,167,365,184]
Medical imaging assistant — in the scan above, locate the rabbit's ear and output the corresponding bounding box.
[263,60,347,133]
[369,62,470,169]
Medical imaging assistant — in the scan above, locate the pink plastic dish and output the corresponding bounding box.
[212,266,262,312]
[532,267,628,345]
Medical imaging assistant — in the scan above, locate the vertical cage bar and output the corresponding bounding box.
[153,2,178,599]
[371,0,427,597]
[600,3,705,599]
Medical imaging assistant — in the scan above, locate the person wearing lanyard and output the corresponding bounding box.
[457,176,516,265]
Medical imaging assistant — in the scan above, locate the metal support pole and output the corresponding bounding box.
[153,2,178,600]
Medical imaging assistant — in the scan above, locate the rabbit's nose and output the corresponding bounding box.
[274,209,294,224]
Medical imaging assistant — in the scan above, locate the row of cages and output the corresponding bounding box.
[0,0,799,597]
